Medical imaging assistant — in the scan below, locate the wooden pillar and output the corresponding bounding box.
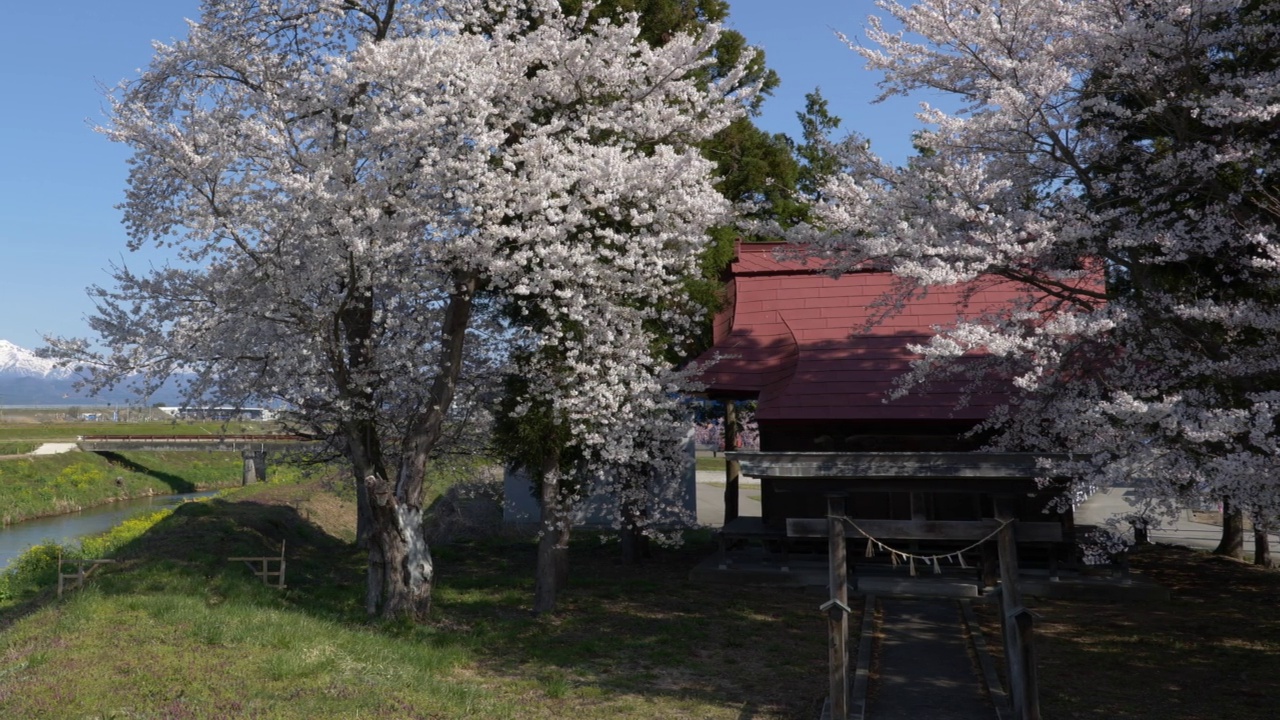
[995,496,1039,720]
[980,541,999,588]
[723,401,740,524]
[824,494,849,720]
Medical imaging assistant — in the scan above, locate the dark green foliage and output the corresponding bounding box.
[791,89,844,200]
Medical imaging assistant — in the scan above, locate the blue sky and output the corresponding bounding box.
[0,1,928,350]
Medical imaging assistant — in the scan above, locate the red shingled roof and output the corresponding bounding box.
[693,243,1031,422]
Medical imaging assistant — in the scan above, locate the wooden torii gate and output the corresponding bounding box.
[728,451,1067,720]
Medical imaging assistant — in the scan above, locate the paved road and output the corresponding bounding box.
[694,473,1276,554]
[694,470,762,526]
[1074,486,1280,554]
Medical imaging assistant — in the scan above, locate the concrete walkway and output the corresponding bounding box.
[866,598,996,720]
[30,442,78,455]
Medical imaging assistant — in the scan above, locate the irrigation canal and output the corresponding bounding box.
[0,490,220,569]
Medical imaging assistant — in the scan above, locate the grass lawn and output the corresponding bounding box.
[0,478,830,719]
[695,456,726,472]
[5,471,1278,719]
[973,544,1280,719]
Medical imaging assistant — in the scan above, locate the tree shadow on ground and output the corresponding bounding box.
[55,489,828,718]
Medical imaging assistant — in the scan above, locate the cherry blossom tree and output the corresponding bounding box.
[487,0,787,610]
[801,0,1280,547]
[54,0,753,620]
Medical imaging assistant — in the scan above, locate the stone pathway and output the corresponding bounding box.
[864,598,998,720]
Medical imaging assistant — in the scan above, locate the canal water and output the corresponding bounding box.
[0,490,220,570]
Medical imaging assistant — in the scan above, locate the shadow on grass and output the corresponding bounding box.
[37,491,828,718]
[95,451,199,493]
[979,544,1280,720]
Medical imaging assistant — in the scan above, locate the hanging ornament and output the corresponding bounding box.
[933,556,942,574]
[865,537,875,558]
[909,555,917,577]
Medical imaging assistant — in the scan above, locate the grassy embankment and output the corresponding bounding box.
[0,451,282,525]
[0,421,296,524]
[0,442,39,456]
[0,477,830,719]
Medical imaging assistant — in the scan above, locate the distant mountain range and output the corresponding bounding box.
[0,340,181,406]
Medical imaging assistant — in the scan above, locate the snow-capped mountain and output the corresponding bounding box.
[0,340,73,379]
[0,339,186,406]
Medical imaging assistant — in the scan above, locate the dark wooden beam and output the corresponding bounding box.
[767,477,1047,494]
[726,451,1070,480]
[786,518,1063,543]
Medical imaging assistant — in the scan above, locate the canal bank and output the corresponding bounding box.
[0,450,270,527]
[0,489,221,570]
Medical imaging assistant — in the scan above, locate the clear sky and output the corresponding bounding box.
[0,1,928,351]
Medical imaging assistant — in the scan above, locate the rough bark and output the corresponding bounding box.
[1253,513,1274,568]
[355,479,374,549]
[1253,527,1273,567]
[1214,496,1246,560]
[366,476,434,620]
[620,495,651,565]
[534,452,570,614]
[359,272,478,619]
[620,525,649,565]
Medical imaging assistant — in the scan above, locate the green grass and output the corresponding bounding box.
[0,479,830,719]
[13,471,1280,719]
[0,443,38,456]
[972,544,1280,719]
[695,456,726,472]
[0,420,278,443]
[0,451,283,525]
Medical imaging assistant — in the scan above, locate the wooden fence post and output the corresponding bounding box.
[823,494,849,720]
[1014,608,1041,720]
[995,496,1040,720]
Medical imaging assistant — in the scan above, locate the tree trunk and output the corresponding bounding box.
[1214,496,1245,559]
[620,524,648,565]
[355,477,373,549]
[620,504,651,565]
[365,474,434,621]
[534,455,570,614]
[1252,512,1274,568]
[1253,527,1273,568]
[620,467,650,565]
[365,542,384,616]
[357,272,478,620]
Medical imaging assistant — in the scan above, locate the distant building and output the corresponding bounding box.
[156,406,275,422]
